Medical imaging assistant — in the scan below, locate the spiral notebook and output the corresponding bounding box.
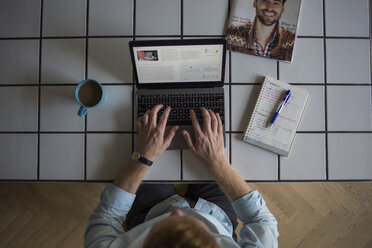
[243,77,310,156]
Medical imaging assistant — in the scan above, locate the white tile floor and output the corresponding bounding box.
[0,0,371,181]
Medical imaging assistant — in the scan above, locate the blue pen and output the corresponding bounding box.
[269,89,291,127]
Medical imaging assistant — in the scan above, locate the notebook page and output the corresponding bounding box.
[244,77,309,154]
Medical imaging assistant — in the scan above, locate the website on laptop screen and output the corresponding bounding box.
[133,44,224,84]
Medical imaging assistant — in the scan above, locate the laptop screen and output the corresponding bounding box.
[130,39,226,88]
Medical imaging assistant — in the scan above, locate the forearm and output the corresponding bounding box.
[211,161,279,246]
[207,158,252,201]
[113,159,149,194]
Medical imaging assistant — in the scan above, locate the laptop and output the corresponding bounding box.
[129,39,226,149]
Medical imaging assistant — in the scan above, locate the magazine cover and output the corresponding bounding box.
[226,0,302,62]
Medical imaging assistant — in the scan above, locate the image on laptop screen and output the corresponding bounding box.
[132,44,224,84]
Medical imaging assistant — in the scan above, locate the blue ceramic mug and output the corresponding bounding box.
[75,79,104,117]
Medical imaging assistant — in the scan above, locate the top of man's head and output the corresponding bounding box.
[142,215,221,248]
[258,0,287,4]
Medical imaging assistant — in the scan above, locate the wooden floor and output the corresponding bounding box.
[0,182,371,248]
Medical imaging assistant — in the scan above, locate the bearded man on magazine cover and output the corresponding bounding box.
[226,0,295,61]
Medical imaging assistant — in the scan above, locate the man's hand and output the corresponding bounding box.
[182,107,228,171]
[137,104,179,161]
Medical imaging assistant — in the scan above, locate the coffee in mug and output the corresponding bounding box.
[75,79,104,117]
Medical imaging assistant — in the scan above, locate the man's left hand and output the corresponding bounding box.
[137,104,179,161]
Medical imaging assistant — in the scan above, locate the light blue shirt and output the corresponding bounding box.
[85,184,279,248]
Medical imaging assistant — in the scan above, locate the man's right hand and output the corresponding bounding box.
[181,107,228,172]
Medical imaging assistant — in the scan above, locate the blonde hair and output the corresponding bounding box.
[143,218,221,248]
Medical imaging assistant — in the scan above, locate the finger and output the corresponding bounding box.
[142,110,150,126]
[208,109,217,133]
[201,107,211,133]
[190,109,202,135]
[163,125,179,147]
[216,113,223,136]
[149,104,163,125]
[136,118,143,130]
[182,130,196,153]
[159,106,171,130]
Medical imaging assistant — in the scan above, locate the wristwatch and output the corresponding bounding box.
[131,151,153,166]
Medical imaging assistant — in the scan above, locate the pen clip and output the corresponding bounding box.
[269,89,291,128]
[283,90,291,105]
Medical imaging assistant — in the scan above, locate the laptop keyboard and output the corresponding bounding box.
[137,92,225,126]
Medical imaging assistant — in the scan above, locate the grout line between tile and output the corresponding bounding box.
[132,0,137,154]
[101,83,133,85]
[84,0,90,181]
[297,36,325,39]
[133,0,136,38]
[37,0,44,181]
[180,0,184,39]
[0,84,39,87]
[229,50,232,165]
[83,131,135,133]
[228,0,232,165]
[134,35,183,38]
[6,178,372,183]
[276,61,280,80]
[131,82,135,155]
[276,61,280,180]
[39,83,133,86]
[180,150,183,181]
[323,0,329,181]
[370,0,372,142]
[84,117,88,180]
[320,36,371,39]
[277,155,280,180]
[4,83,372,88]
[370,0,372,87]
[0,36,369,41]
[230,82,264,85]
[225,0,232,164]
[131,67,135,154]
[183,35,226,38]
[0,37,41,40]
[323,83,371,86]
[319,131,372,133]
[2,130,371,134]
[228,130,372,134]
[0,131,39,134]
[218,83,372,86]
[297,36,370,39]
[128,179,372,183]
[180,0,184,181]
[132,84,135,155]
[1,179,372,183]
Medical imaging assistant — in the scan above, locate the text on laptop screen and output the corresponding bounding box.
[133,45,224,84]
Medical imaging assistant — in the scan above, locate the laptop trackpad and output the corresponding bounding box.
[166,125,226,150]
[166,125,193,150]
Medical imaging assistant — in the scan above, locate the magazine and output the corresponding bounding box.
[226,0,302,62]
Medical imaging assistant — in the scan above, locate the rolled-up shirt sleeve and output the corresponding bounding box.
[232,190,279,248]
[84,184,136,248]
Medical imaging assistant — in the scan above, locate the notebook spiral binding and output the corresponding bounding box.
[244,77,269,139]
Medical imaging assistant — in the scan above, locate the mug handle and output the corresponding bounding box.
[78,106,88,117]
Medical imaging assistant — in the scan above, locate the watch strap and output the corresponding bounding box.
[138,155,153,166]
[131,151,153,166]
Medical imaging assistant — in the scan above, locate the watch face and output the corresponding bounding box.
[131,151,140,161]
